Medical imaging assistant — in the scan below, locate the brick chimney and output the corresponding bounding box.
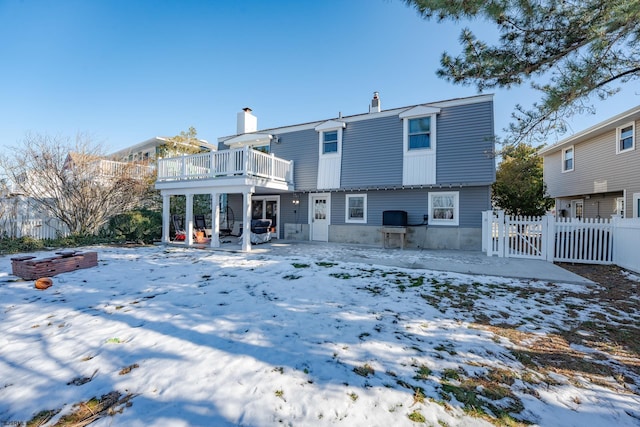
[369,92,381,113]
[237,107,257,134]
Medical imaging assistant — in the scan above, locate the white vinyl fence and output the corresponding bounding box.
[0,217,70,240]
[483,211,640,273]
[613,218,640,273]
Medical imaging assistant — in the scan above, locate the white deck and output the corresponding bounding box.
[155,146,295,252]
[156,146,293,188]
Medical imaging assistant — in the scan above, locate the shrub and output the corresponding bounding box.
[108,209,162,244]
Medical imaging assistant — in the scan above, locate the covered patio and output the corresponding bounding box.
[155,145,294,251]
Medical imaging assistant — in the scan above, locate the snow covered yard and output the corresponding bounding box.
[0,245,638,427]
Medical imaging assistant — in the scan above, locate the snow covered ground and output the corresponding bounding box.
[0,245,638,427]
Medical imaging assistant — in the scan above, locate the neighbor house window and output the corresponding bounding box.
[617,122,635,153]
[562,146,574,172]
[408,117,431,149]
[323,131,338,154]
[254,144,270,154]
[428,192,459,226]
[345,194,367,223]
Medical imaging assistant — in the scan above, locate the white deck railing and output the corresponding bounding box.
[156,146,294,184]
[93,160,155,178]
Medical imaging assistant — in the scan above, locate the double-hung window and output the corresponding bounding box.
[408,117,431,150]
[428,192,459,226]
[562,146,574,172]
[617,122,635,153]
[345,194,367,223]
[323,131,338,154]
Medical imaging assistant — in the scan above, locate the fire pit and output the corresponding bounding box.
[11,251,98,280]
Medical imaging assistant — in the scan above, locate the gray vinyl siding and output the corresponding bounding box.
[270,128,319,191]
[218,100,494,191]
[329,186,490,228]
[544,122,640,198]
[436,102,495,184]
[340,115,403,187]
[555,194,622,219]
[279,192,308,230]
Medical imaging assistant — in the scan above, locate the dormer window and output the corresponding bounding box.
[399,105,440,185]
[408,117,431,149]
[323,131,338,154]
[315,120,345,157]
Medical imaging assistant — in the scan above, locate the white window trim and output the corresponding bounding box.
[345,194,367,224]
[315,120,345,158]
[401,115,438,155]
[616,122,635,154]
[562,145,574,173]
[321,130,340,156]
[633,193,640,218]
[399,106,440,155]
[428,191,459,226]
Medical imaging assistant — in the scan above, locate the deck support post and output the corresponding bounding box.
[211,192,220,248]
[186,193,194,246]
[162,194,170,243]
[242,190,253,252]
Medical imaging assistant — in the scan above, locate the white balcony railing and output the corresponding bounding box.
[156,146,294,184]
[93,159,155,179]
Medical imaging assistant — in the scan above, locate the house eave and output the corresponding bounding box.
[539,104,640,156]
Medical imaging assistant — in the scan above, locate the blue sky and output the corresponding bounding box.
[1,0,638,153]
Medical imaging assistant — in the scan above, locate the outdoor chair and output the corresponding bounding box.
[172,215,186,241]
[194,214,208,235]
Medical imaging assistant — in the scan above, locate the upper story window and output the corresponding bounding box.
[617,122,635,153]
[399,105,440,155]
[323,131,338,154]
[315,120,345,157]
[345,194,367,223]
[408,117,431,149]
[562,146,574,172]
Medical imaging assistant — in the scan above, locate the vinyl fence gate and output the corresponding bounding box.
[483,211,614,264]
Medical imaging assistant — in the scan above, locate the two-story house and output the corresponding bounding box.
[155,93,496,251]
[539,105,640,220]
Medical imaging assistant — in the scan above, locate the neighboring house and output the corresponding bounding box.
[155,93,496,251]
[64,152,155,181]
[109,136,216,163]
[539,105,640,220]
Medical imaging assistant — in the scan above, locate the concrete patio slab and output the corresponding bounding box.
[173,240,595,285]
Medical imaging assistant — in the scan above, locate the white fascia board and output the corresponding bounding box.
[314,120,346,132]
[429,93,493,108]
[399,105,441,119]
[223,133,273,147]
[539,104,640,156]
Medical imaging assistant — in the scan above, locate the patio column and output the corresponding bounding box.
[185,193,194,246]
[162,194,170,243]
[242,190,252,252]
[210,192,220,248]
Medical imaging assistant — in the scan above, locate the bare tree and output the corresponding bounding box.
[0,133,152,235]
